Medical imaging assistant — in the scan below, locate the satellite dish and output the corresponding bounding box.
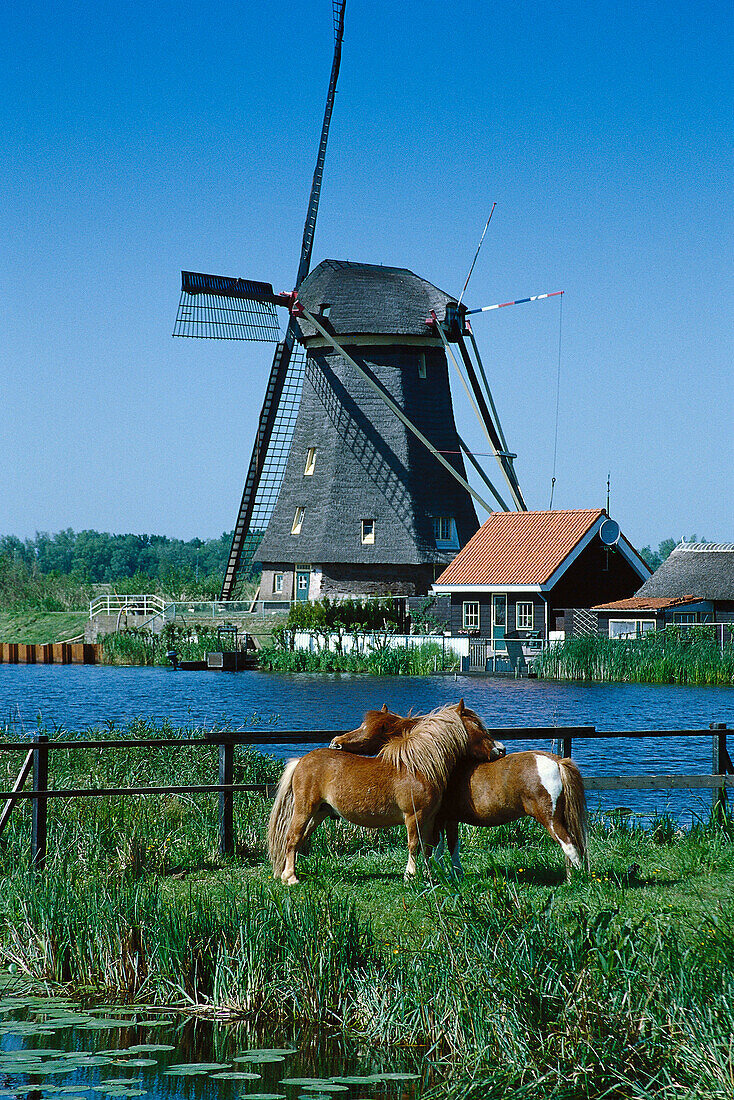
[599,518,621,546]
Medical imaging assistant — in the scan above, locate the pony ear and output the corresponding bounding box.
[457,698,466,714]
[381,703,388,712]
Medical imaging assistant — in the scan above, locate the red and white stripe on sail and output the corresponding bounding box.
[465,290,563,315]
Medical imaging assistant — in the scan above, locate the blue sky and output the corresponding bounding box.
[2,0,732,551]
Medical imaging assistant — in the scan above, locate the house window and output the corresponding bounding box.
[516,602,534,631]
[291,507,305,535]
[418,352,427,379]
[361,519,375,544]
[673,612,698,625]
[273,573,284,594]
[609,619,655,639]
[462,601,480,631]
[304,447,317,476]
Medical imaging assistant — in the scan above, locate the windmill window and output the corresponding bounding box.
[273,573,284,594]
[291,507,305,535]
[304,447,317,476]
[433,516,457,547]
[516,602,534,631]
[418,352,427,379]
[361,519,375,545]
[462,602,480,631]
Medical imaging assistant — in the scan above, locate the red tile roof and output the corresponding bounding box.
[592,595,700,611]
[435,510,605,586]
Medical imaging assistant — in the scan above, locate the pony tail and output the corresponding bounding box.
[267,759,299,877]
[559,759,590,871]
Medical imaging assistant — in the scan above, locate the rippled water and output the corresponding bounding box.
[1,664,733,822]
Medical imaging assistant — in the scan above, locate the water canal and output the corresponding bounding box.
[1,663,733,822]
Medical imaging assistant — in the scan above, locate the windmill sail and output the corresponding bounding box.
[220,338,306,595]
[219,0,346,598]
[173,271,282,341]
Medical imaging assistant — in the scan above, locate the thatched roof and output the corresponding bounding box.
[297,259,456,338]
[636,543,734,600]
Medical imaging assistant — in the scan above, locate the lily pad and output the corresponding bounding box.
[281,1082,335,1088]
[209,1072,261,1080]
[113,1060,157,1069]
[240,1048,296,1057]
[163,1063,230,1076]
[234,1054,286,1065]
[301,1088,348,1094]
[241,1095,286,1100]
[122,1044,175,1054]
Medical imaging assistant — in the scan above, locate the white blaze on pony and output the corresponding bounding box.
[268,701,505,885]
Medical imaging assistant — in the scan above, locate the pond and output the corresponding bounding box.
[0,991,421,1100]
[1,664,733,823]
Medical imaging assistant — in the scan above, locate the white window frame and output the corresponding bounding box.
[516,601,534,631]
[304,447,316,476]
[291,507,305,535]
[609,618,656,639]
[273,573,284,594]
[462,601,480,631]
[361,519,375,545]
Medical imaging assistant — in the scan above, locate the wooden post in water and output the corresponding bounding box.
[31,735,49,870]
[562,733,573,758]
[711,723,729,816]
[219,738,234,859]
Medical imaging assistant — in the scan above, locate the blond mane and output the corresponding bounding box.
[376,704,472,790]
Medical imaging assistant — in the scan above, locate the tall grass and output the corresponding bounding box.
[99,624,231,666]
[258,640,457,675]
[537,631,734,685]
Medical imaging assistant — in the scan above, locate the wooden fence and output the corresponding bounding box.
[0,725,731,871]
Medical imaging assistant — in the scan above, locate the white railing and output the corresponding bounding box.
[89,594,166,620]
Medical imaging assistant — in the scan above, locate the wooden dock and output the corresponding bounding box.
[0,642,100,665]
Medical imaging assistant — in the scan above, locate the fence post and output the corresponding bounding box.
[711,723,729,815]
[219,737,234,859]
[31,734,49,870]
[562,732,573,758]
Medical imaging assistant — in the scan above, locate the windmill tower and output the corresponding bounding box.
[174,2,528,600]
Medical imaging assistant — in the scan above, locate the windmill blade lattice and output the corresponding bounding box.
[221,340,306,595]
[173,271,281,341]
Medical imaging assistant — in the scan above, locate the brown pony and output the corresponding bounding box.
[333,710,589,879]
[267,701,505,885]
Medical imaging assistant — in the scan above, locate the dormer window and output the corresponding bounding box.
[291,507,305,535]
[361,519,375,545]
[304,447,317,476]
[433,516,458,548]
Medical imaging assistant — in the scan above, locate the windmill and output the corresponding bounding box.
[173,2,550,602]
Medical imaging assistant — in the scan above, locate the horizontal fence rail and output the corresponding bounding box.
[0,725,730,870]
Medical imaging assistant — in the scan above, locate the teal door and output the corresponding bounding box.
[492,595,506,651]
[295,570,310,602]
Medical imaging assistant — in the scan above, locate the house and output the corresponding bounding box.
[592,542,734,637]
[432,510,650,656]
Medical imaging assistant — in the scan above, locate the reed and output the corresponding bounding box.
[537,631,734,684]
[258,641,457,675]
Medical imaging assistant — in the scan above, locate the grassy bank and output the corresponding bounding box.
[258,639,458,675]
[0,722,732,1098]
[537,631,734,685]
[0,610,88,644]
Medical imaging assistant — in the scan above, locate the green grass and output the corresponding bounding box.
[0,722,732,1099]
[258,640,458,675]
[537,631,734,685]
[0,610,88,643]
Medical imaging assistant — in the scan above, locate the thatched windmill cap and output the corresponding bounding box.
[297,259,457,339]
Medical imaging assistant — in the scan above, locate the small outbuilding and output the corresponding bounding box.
[432,510,650,661]
[591,542,734,637]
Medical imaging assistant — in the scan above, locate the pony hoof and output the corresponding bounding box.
[283,873,299,886]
